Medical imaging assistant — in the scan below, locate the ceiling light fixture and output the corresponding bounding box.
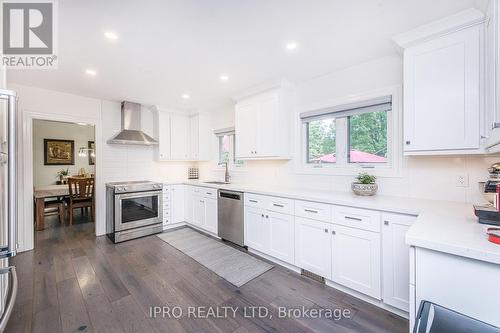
[104,31,118,40]
[285,41,298,50]
[85,69,97,76]
[182,94,190,99]
[220,75,229,82]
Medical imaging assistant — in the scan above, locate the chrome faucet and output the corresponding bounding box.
[224,162,230,183]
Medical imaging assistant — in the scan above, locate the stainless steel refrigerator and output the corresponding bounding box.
[0,89,18,332]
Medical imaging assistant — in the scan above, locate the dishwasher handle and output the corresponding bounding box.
[219,191,241,200]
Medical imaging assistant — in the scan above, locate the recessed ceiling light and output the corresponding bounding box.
[220,75,229,82]
[85,69,97,76]
[182,94,190,99]
[285,41,298,50]
[104,31,118,40]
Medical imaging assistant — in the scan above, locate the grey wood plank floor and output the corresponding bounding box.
[6,214,408,333]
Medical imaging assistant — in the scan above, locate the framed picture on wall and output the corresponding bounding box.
[44,139,75,165]
[88,141,95,165]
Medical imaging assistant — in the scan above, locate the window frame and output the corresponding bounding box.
[215,131,244,168]
[296,86,402,177]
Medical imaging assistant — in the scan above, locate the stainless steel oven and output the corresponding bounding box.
[106,181,163,243]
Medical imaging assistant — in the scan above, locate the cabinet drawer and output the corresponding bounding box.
[191,186,203,195]
[334,206,381,232]
[294,200,332,222]
[201,188,217,200]
[266,197,294,215]
[244,193,267,209]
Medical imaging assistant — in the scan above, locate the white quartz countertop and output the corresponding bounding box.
[161,180,500,265]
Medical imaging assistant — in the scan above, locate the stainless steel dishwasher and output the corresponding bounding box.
[218,190,244,247]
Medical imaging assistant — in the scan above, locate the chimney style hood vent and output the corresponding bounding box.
[107,101,158,145]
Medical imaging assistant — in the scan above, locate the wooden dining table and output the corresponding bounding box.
[34,184,69,231]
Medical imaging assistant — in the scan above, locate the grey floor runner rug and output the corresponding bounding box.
[157,228,273,287]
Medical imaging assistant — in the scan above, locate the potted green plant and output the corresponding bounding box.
[352,172,378,196]
[57,168,69,183]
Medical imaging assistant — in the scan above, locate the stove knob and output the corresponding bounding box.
[123,187,128,191]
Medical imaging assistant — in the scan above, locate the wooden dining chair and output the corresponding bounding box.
[66,177,95,225]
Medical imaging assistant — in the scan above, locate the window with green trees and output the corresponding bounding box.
[306,118,336,163]
[348,111,387,163]
[304,96,391,167]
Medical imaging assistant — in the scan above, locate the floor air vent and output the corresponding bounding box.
[301,269,325,283]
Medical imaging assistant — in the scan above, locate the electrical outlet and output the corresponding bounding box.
[456,174,469,187]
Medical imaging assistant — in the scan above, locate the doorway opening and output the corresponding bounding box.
[32,119,96,234]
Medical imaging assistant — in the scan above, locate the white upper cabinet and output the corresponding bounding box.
[485,0,500,152]
[155,110,209,161]
[170,114,190,160]
[235,82,292,160]
[155,111,171,160]
[394,9,486,154]
[189,115,199,160]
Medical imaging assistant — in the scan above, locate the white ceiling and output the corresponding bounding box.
[7,0,487,111]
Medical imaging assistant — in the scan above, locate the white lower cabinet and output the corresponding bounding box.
[188,186,218,235]
[267,211,295,264]
[171,185,185,224]
[382,212,416,311]
[193,197,206,229]
[204,198,218,234]
[331,224,381,299]
[294,217,332,278]
[244,206,295,264]
[244,207,267,252]
[184,187,193,224]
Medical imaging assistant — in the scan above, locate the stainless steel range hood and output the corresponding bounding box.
[107,101,158,145]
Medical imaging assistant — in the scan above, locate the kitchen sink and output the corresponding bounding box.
[204,181,230,185]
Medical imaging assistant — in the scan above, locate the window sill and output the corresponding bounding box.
[295,164,403,178]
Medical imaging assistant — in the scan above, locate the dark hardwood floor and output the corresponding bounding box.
[7,214,408,333]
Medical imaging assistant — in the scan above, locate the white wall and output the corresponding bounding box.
[198,54,497,204]
[32,120,95,187]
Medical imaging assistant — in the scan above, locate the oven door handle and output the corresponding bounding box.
[115,190,162,200]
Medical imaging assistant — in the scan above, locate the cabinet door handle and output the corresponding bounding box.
[344,216,362,222]
[261,214,265,218]
[265,215,269,219]
[324,229,328,233]
[405,140,411,145]
[272,203,284,207]
[384,220,389,226]
[206,192,212,195]
[249,199,258,203]
[331,230,336,235]
[305,209,318,214]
